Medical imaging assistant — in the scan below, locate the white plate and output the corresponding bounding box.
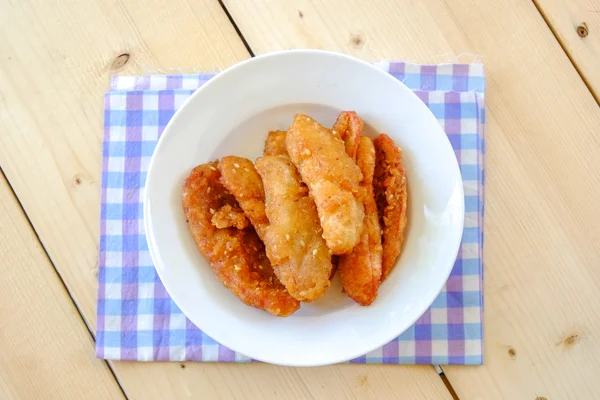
[144,50,464,367]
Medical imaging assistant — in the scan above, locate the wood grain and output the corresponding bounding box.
[534,0,600,102]
[110,362,452,400]
[223,0,600,399]
[0,0,450,398]
[0,0,248,327]
[0,172,124,400]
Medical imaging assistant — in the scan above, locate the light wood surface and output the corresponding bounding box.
[111,363,453,400]
[535,0,600,102]
[0,172,124,400]
[0,0,248,329]
[2,0,600,398]
[0,0,451,399]
[223,0,600,399]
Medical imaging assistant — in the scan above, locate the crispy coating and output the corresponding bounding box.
[211,204,249,229]
[373,134,408,281]
[273,124,342,294]
[286,114,364,255]
[219,156,269,238]
[338,137,383,305]
[332,111,364,160]
[220,155,332,301]
[182,162,299,317]
[264,130,288,156]
[256,155,332,302]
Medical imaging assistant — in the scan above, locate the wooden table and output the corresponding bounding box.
[1,0,599,399]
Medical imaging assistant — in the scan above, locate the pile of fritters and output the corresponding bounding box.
[182,112,407,316]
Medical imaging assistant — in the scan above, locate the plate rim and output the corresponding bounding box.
[143,49,465,366]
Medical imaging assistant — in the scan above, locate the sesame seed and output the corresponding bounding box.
[312,249,317,256]
[234,265,241,271]
[207,187,211,193]
[258,265,263,270]
[304,149,311,156]
[234,163,240,168]
[332,130,337,135]
[244,168,250,172]
[232,169,236,174]
[285,234,290,240]
[224,250,228,254]
[209,208,215,214]
[306,117,310,121]
[300,240,305,246]
[389,194,394,200]
[273,245,277,250]
[209,166,216,171]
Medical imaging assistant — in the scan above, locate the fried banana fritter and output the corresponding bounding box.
[221,155,332,301]
[286,114,364,255]
[182,162,300,317]
[219,156,269,238]
[338,137,383,306]
[264,130,288,156]
[262,133,340,282]
[332,111,364,160]
[373,134,408,281]
[211,204,249,229]
[256,155,332,302]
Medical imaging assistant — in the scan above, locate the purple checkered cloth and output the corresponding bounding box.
[97,61,485,364]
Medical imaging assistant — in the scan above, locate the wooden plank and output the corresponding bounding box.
[223,0,600,399]
[110,362,452,400]
[0,172,124,400]
[534,0,600,102]
[0,0,249,327]
[0,0,450,398]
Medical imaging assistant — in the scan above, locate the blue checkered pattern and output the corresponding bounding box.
[97,61,485,364]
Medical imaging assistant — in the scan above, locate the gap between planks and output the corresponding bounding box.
[0,166,129,399]
[218,0,255,56]
[440,372,460,400]
[532,0,600,106]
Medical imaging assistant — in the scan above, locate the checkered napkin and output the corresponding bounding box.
[97,61,485,365]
